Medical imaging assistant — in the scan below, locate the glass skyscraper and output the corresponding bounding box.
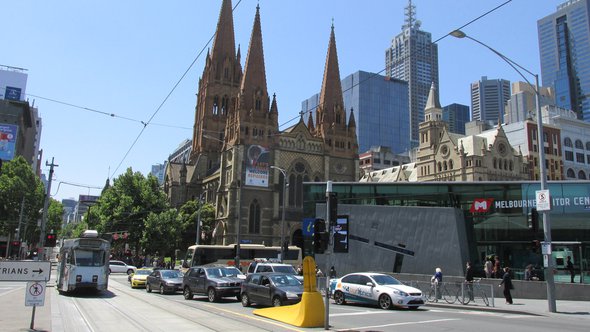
[442,103,470,135]
[301,71,410,154]
[385,1,438,147]
[538,0,590,121]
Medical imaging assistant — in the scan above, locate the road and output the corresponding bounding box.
[2,274,588,331]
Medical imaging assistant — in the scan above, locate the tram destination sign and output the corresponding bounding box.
[0,261,51,281]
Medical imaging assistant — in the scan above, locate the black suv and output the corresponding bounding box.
[182,265,245,302]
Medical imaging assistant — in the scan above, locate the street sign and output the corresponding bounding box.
[536,190,551,211]
[0,261,51,281]
[25,281,46,307]
[541,241,552,255]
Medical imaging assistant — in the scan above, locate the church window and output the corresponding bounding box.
[213,96,219,115]
[348,141,351,149]
[245,127,249,135]
[443,161,447,171]
[336,113,341,124]
[449,160,453,169]
[253,128,258,136]
[224,67,229,79]
[255,98,262,110]
[504,159,508,170]
[248,200,261,234]
[509,161,513,171]
[221,96,229,114]
[288,174,296,206]
[437,162,442,172]
[493,158,497,169]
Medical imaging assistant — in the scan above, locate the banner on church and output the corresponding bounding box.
[245,144,269,187]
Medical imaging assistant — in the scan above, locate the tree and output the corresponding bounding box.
[91,168,169,256]
[46,198,64,235]
[177,199,215,250]
[0,156,45,243]
[140,209,181,257]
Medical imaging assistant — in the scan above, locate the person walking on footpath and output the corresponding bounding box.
[566,256,575,283]
[484,257,493,278]
[464,261,474,301]
[499,267,514,304]
[431,267,443,300]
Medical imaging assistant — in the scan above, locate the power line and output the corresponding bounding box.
[110,1,243,178]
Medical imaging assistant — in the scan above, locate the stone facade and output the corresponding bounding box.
[164,1,358,249]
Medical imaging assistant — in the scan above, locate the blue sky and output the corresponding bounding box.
[2,0,565,201]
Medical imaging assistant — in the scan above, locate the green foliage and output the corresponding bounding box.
[90,168,169,255]
[0,156,45,242]
[46,199,64,234]
[177,199,215,249]
[140,209,181,256]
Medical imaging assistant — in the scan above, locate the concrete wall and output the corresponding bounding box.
[315,204,470,277]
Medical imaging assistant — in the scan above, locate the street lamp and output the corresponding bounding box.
[270,165,288,263]
[196,192,206,245]
[451,30,556,312]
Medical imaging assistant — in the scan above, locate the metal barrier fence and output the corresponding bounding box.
[408,280,495,307]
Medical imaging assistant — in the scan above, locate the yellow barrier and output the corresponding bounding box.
[253,256,325,327]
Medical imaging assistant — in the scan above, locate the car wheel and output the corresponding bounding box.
[127,269,134,275]
[160,285,165,295]
[272,296,283,307]
[207,288,218,302]
[146,283,152,293]
[378,294,393,310]
[334,291,346,305]
[183,287,193,300]
[241,293,250,307]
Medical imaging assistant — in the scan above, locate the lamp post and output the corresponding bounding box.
[270,166,288,263]
[451,29,556,312]
[196,192,206,245]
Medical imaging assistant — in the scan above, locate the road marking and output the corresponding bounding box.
[337,318,460,331]
[331,310,393,317]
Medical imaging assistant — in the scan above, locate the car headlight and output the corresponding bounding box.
[393,289,409,297]
[286,292,299,299]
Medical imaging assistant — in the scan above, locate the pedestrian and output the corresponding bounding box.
[464,261,474,301]
[566,256,575,283]
[493,258,502,278]
[296,264,303,275]
[484,257,493,278]
[316,266,324,277]
[524,264,534,281]
[499,267,514,304]
[431,267,443,300]
[329,266,337,278]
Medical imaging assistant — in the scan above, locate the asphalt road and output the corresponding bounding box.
[2,274,588,331]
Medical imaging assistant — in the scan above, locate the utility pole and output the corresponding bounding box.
[16,197,26,259]
[39,157,58,261]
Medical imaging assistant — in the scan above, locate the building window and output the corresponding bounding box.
[255,98,261,110]
[248,200,261,234]
[578,170,587,180]
[576,153,585,163]
[565,151,574,161]
[493,158,497,169]
[586,142,590,150]
[449,160,454,169]
[213,96,219,115]
[567,168,575,178]
[564,137,572,147]
[575,139,584,149]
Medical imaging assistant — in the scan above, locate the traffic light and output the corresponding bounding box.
[527,208,539,233]
[45,233,57,247]
[313,218,329,254]
[328,192,338,226]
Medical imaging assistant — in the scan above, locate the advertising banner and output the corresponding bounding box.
[0,123,18,160]
[245,144,269,187]
[333,216,349,253]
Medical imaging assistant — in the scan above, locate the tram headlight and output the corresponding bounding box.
[92,275,98,282]
[76,275,82,282]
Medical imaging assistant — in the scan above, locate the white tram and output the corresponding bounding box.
[57,230,110,293]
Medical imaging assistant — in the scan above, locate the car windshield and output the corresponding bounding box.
[206,267,242,278]
[273,265,297,274]
[270,274,301,286]
[161,271,183,278]
[135,270,151,275]
[371,274,402,285]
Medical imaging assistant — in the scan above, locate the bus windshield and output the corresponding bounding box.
[74,249,105,267]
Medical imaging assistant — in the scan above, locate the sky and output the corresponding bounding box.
[1,0,567,202]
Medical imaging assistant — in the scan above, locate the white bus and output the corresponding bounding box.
[57,230,110,293]
[183,244,302,271]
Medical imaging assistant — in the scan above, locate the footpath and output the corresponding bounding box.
[1,270,588,331]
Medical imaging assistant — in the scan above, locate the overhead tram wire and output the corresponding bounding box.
[25,93,192,130]
[110,0,243,178]
[280,0,513,131]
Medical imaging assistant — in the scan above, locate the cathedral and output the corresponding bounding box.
[164,0,358,249]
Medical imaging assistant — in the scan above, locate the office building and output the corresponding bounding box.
[442,103,470,135]
[504,81,554,124]
[302,71,410,154]
[538,0,590,121]
[471,76,511,125]
[385,0,439,147]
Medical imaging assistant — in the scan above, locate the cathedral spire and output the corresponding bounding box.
[210,0,237,66]
[425,82,441,110]
[239,3,268,110]
[317,23,344,133]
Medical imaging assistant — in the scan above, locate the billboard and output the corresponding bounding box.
[333,215,349,253]
[0,123,18,160]
[245,144,269,187]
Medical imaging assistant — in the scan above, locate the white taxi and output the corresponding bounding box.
[330,272,424,310]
